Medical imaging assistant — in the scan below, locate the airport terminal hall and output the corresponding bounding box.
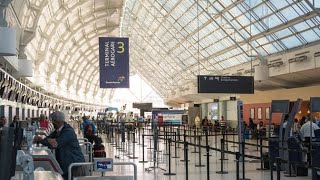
[3,0,320,180]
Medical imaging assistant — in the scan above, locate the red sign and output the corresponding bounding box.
[158,115,163,126]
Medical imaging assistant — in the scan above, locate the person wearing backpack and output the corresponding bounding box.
[81,116,96,143]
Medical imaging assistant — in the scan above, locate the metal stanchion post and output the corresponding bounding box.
[216,139,228,174]
[195,135,205,167]
[164,138,176,176]
[206,130,210,180]
[236,152,240,180]
[215,130,218,155]
[139,135,148,163]
[257,135,268,170]
[276,157,281,180]
[219,133,228,161]
[129,131,138,159]
[192,130,198,153]
[231,128,237,148]
[177,128,181,148]
[138,127,141,145]
[164,132,169,155]
[172,132,180,158]
[181,128,190,162]
[240,141,250,180]
[185,141,189,180]
[204,128,212,157]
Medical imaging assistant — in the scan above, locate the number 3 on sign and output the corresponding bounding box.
[117,42,124,53]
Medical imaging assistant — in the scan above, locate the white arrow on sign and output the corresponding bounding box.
[204,76,207,80]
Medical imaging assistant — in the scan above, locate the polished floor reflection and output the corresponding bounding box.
[90,130,312,180]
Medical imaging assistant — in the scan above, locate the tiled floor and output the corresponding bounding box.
[86,127,314,180]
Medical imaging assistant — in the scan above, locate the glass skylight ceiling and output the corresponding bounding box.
[11,0,320,106]
[121,0,320,95]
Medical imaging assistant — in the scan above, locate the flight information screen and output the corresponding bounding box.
[197,75,254,94]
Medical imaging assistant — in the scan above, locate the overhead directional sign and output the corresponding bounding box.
[99,37,129,88]
[197,75,254,94]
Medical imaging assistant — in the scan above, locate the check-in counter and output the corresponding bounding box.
[26,149,63,175]
[11,171,63,180]
[74,176,133,180]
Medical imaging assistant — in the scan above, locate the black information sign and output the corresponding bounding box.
[197,75,254,94]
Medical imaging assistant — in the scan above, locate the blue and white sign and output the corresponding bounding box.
[99,37,129,88]
[152,110,186,125]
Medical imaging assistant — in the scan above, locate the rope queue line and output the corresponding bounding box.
[101,118,320,180]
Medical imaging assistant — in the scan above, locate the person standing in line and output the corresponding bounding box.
[39,114,49,129]
[292,118,301,134]
[300,116,306,127]
[0,116,6,128]
[220,116,226,132]
[81,116,96,143]
[194,115,201,128]
[10,115,19,127]
[248,118,255,139]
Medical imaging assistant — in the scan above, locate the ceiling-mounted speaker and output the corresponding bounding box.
[0,27,16,56]
[16,59,33,77]
[254,63,269,81]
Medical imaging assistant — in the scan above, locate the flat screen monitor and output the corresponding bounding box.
[197,75,254,94]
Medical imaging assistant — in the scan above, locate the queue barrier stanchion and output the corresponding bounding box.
[138,127,141,145]
[192,130,199,153]
[204,128,212,157]
[164,132,169,155]
[276,157,281,180]
[215,130,218,155]
[231,128,237,148]
[257,135,268,170]
[172,132,180,158]
[180,129,190,162]
[185,141,189,180]
[177,128,181,149]
[240,141,250,180]
[236,152,240,180]
[129,131,138,159]
[206,130,210,180]
[139,134,148,163]
[148,135,153,150]
[225,129,229,152]
[195,135,205,167]
[216,139,228,174]
[219,133,228,161]
[164,138,176,176]
[256,131,259,151]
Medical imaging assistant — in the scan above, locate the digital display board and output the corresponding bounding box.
[197,75,254,94]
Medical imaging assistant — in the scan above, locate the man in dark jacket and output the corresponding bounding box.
[34,111,85,179]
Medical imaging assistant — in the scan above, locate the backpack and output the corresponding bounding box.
[93,136,106,157]
[85,122,94,137]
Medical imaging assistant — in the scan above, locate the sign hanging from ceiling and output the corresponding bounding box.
[99,37,129,88]
[197,75,254,94]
